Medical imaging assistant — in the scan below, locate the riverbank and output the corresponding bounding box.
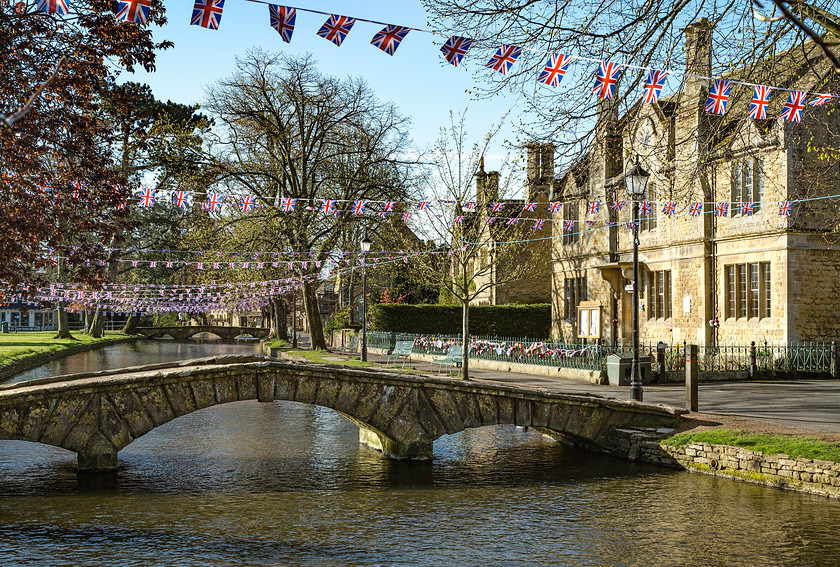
[0,332,135,382]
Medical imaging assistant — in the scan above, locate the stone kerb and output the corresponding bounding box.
[0,357,685,471]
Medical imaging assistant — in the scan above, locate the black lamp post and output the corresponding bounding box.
[626,160,649,402]
[360,235,372,362]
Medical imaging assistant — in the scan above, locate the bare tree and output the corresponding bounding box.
[393,110,551,379]
[201,51,417,349]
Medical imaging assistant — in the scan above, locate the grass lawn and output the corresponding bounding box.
[663,429,840,463]
[0,331,131,368]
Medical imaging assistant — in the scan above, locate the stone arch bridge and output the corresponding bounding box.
[135,326,270,340]
[0,356,685,471]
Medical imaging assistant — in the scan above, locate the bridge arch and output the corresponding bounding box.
[0,356,684,471]
[135,326,270,341]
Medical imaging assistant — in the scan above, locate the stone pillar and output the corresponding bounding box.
[686,344,699,412]
[77,450,118,471]
[832,341,839,379]
[749,341,757,379]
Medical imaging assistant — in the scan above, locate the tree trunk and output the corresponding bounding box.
[272,296,288,340]
[52,257,73,339]
[302,281,326,350]
[461,300,470,380]
[122,313,140,334]
[54,306,72,339]
[87,307,105,338]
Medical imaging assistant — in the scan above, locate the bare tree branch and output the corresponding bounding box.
[1,55,66,127]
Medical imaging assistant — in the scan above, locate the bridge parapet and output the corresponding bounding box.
[0,357,685,471]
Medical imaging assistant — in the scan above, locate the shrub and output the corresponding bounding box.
[368,303,550,338]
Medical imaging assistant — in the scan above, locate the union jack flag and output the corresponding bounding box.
[485,217,496,224]
[489,202,504,212]
[206,193,223,212]
[377,211,388,218]
[626,221,637,230]
[320,200,336,214]
[115,0,151,25]
[533,219,546,230]
[689,202,703,217]
[269,5,295,43]
[779,201,792,216]
[317,14,355,47]
[213,262,219,269]
[486,45,522,76]
[403,212,412,221]
[642,69,668,104]
[191,0,224,29]
[749,85,772,119]
[593,61,621,99]
[563,220,574,231]
[522,202,537,212]
[139,187,156,207]
[441,36,472,67]
[454,215,465,223]
[382,200,396,212]
[173,191,190,209]
[464,201,476,211]
[640,200,652,216]
[352,200,366,214]
[280,197,296,211]
[538,53,572,88]
[715,202,728,217]
[662,202,676,216]
[117,200,127,210]
[37,0,69,16]
[131,260,138,267]
[505,217,518,226]
[371,25,410,56]
[587,201,600,214]
[548,202,563,213]
[808,93,835,106]
[705,79,731,115]
[611,200,626,211]
[741,202,754,215]
[166,262,173,268]
[781,90,807,122]
[416,201,430,210]
[240,195,255,211]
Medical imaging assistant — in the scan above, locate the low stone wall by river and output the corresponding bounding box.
[0,337,136,382]
[661,441,840,499]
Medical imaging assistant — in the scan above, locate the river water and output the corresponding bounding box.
[1,341,839,566]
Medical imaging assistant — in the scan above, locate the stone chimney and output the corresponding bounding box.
[684,18,713,97]
[485,171,500,203]
[540,144,555,180]
[526,143,540,186]
[475,155,486,202]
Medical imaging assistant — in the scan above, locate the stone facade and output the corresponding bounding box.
[662,441,840,499]
[465,153,553,306]
[550,20,840,346]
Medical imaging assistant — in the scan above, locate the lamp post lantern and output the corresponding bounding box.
[360,235,372,362]
[626,160,649,402]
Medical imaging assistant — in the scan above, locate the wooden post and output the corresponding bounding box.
[686,344,699,412]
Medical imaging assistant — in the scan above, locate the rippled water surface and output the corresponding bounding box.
[1,342,839,566]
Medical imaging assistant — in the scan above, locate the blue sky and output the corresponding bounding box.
[129,0,528,179]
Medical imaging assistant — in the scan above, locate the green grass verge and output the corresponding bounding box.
[663,429,840,463]
[0,331,130,368]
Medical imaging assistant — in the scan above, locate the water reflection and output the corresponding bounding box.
[6,339,263,384]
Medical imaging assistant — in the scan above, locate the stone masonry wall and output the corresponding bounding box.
[662,441,840,499]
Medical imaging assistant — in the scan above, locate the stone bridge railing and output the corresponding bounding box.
[135,326,270,340]
[0,355,685,471]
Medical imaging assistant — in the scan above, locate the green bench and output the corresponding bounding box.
[380,340,415,368]
[430,345,463,373]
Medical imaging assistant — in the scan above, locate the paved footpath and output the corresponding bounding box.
[456,367,840,434]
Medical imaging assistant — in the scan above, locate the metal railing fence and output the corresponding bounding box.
[365,332,839,376]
